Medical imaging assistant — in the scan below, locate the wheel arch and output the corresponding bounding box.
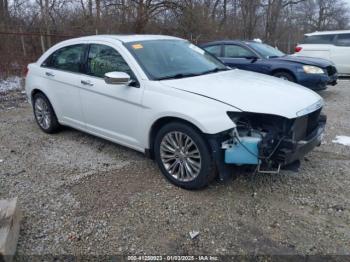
[31,88,45,102]
[271,68,297,81]
[147,116,206,159]
[30,88,60,121]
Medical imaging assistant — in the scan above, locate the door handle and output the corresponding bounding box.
[45,72,55,77]
[81,80,93,87]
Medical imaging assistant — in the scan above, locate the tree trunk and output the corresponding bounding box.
[222,0,227,26]
[45,0,51,48]
[134,0,146,33]
[20,27,27,57]
[95,0,101,34]
[40,35,46,54]
[120,0,126,27]
[39,0,46,52]
[0,0,3,19]
[88,0,93,17]
[265,0,283,44]
[0,0,9,29]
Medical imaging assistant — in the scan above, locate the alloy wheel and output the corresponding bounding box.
[160,131,202,182]
[34,97,51,130]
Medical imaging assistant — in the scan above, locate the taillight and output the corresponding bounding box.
[24,66,29,77]
[295,46,302,53]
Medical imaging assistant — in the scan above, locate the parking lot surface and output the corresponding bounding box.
[0,80,350,256]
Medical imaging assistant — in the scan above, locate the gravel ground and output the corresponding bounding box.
[0,80,350,257]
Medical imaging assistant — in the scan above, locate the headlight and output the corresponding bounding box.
[303,65,324,74]
[296,99,324,117]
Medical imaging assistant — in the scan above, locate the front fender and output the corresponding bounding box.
[139,82,239,149]
[148,110,236,135]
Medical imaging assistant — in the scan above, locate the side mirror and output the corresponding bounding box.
[104,72,131,85]
[245,56,258,62]
[246,56,259,64]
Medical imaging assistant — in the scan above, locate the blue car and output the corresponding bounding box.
[200,40,338,91]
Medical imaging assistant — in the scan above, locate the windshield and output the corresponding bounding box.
[125,40,228,80]
[246,42,285,58]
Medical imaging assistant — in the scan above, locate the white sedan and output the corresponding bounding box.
[25,35,326,189]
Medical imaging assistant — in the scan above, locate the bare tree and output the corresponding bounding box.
[1,0,350,79]
[239,0,261,39]
[0,0,9,29]
[95,0,101,33]
[312,0,349,30]
[263,0,306,44]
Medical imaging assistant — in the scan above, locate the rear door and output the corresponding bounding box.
[41,44,87,129]
[79,42,144,150]
[332,34,350,74]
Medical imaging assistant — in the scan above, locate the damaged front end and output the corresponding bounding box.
[209,109,326,180]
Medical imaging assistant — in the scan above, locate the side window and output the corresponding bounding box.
[43,44,85,73]
[224,45,255,58]
[335,34,350,46]
[204,45,222,57]
[87,44,133,78]
[302,35,335,44]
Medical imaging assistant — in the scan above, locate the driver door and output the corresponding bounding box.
[79,43,144,150]
[221,44,260,72]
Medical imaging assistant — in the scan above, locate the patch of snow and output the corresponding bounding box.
[0,159,3,163]
[0,76,23,93]
[332,136,350,146]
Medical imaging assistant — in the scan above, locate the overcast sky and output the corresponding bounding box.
[346,0,350,7]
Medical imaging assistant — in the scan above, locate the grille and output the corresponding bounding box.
[306,108,321,136]
[293,109,321,140]
[326,66,337,76]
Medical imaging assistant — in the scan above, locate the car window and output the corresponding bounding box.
[125,40,227,80]
[335,34,350,46]
[246,42,284,58]
[204,45,222,57]
[87,44,133,78]
[43,44,85,73]
[302,35,335,44]
[224,45,255,58]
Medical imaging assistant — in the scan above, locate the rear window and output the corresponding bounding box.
[302,34,335,44]
[335,34,350,46]
[42,44,85,73]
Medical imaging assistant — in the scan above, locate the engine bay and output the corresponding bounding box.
[222,110,325,172]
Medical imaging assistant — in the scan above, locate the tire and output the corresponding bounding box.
[154,122,216,190]
[273,71,295,82]
[32,92,60,134]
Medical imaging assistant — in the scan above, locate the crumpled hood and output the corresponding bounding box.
[160,69,323,119]
[274,55,333,67]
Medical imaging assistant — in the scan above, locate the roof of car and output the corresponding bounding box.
[305,30,350,36]
[200,40,258,46]
[66,34,183,43]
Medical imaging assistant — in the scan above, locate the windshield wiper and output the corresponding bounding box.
[157,67,229,80]
[157,73,199,80]
[198,67,230,76]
